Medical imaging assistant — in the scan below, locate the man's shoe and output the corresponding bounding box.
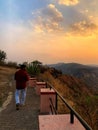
[16,103,20,110]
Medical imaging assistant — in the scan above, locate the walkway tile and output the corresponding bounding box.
[39,114,85,130]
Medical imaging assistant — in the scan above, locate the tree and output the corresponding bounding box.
[0,50,6,62]
[27,60,42,77]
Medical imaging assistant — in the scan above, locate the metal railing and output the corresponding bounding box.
[49,97,58,114]
[47,82,92,130]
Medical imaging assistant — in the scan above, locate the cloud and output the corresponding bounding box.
[67,20,98,36]
[31,4,63,33]
[30,1,98,38]
[57,0,79,6]
[65,7,98,37]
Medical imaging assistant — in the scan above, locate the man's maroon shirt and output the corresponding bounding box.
[15,69,29,89]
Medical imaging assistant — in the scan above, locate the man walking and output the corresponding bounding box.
[14,64,29,110]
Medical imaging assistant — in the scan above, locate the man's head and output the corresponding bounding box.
[20,64,26,69]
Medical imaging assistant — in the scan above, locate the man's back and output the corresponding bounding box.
[15,69,29,89]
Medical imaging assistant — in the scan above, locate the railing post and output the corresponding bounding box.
[70,110,74,124]
[46,82,47,88]
[40,88,56,114]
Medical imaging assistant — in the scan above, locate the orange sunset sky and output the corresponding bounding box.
[0,0,98,65]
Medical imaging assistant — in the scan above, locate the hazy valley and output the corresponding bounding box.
[49,62,98,91]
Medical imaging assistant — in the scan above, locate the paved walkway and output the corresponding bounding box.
[0,87,40,130]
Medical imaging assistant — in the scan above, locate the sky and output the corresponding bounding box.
[0,0,98,65]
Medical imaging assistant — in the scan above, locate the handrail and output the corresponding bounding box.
[47,82,92,130]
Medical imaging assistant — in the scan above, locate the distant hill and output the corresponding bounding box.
[49,63,98,90]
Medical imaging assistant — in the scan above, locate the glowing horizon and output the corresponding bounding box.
[0,0,98,65]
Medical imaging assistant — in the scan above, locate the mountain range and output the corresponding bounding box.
[49,63,98,91]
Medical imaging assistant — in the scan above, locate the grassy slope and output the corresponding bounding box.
[0,66,16,106]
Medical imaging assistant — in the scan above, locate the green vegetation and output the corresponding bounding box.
[26,60,42,77]
[0,50,6,62]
